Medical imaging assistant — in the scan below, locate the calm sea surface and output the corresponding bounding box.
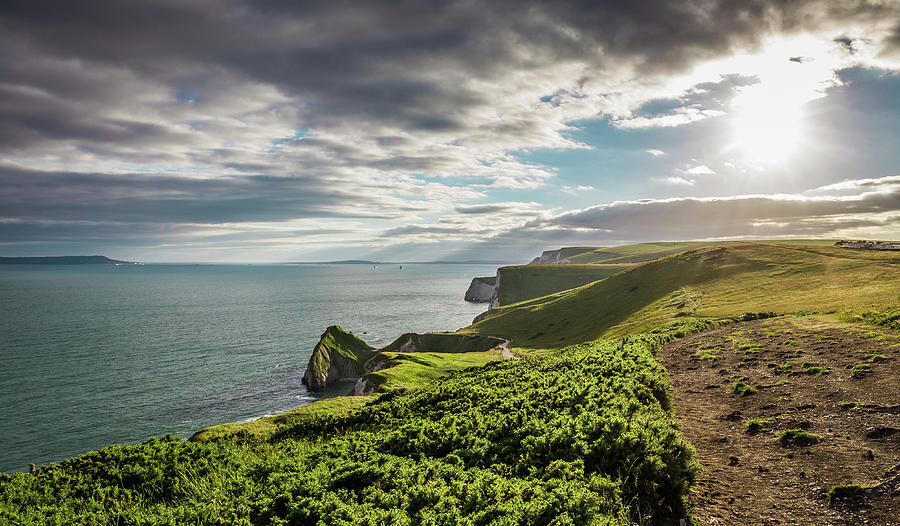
[0,263,497,473]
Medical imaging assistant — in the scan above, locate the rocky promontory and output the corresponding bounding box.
[302,327,505,394]
[464,275,496,302]
[528,247,594,264]
[301,326,376,392]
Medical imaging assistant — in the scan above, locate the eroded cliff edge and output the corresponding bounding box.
[302,327,505,395]
[464,275,496,302]
[301,326,376,392]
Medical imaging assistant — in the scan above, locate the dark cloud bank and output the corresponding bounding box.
[1,1,899,259]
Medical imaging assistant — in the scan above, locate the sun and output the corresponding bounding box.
[730,83,804,164]
[712,34,844,166]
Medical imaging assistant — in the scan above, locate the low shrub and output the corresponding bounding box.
[778,429,821,447]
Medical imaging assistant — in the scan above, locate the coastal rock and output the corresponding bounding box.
[528,249,573,265]
[464,276,496,302]
[303,326,505,394]
[301,326,375,392]
[527,247,595,264]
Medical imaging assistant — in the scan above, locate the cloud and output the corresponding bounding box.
[561,185,595,194]
[645,149,666,156]
[678,165,716,175]
[2,1,900,260]
[362,173,900,262]
[814,175,900,191]
[664,176,696,186]
[451,174,900,260]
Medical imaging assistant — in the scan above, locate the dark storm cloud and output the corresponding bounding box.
[2,0,900,258]
[3,0,896,149]
[0,167,396,224]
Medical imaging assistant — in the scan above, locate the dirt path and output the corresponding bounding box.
[662,316,899,525]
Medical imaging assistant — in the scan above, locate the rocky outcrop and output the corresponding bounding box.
[529,249,571,265]
[528,247,594,264]
[350,354,392,395]
[464,276,496,302]
[488,269,502,309]
[301,326,375,392]
[303,326,506,395]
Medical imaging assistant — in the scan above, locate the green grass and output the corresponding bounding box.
[308,325,376,379]
[4,240,898,523]
[561,241,727,265]
[0,329,705,525]
[745,417,776,433]
[778,429,821,446]
[732,381,757,396]
[494,264,630,306]
[191,395,376,441]
[839,306,900,331]
[696,346,722,361]
[467,243,900,348]
[359,350,504,393]
[850,363,872,378]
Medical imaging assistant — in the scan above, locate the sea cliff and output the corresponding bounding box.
[300,326,375,391]
[464,275,495,302]
[302,328,506,395]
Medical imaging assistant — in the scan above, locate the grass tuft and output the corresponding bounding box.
[828,484,866,503]
[850,364,872,379]
[732,381,756,396]
[744,417,775,434]
[778,429,821,447]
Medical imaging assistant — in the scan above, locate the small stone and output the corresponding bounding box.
[728,456,740,466]
[865,449,875,461]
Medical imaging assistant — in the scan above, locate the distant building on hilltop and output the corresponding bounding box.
[834,240,900,250]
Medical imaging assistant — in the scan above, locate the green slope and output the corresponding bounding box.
[562,241,721,264]
[467,243,900,348]
[1,328,703,525]
[4,240,899,524]
[495,264,630,305]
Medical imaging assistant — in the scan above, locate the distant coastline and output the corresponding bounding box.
[288,259,512,265]
[0,256,134,265]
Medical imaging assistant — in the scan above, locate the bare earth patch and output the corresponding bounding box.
[662,316,900,525]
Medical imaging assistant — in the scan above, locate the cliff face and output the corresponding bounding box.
[527,247,596,265]
[528,249,572,265]
[464,275,496,302]
[301,326,375,392]
[304,326,505,395]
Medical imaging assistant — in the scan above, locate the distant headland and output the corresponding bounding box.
[0,256,135,265]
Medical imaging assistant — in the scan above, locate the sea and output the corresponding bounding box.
[0,262,499,473]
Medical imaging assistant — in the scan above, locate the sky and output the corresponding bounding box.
[1,0,900,263]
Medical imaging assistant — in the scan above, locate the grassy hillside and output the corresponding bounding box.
[562,241,721,264]
[3,240,898,524]
[467,243,900,348]
[1,324,709,525]
[543,239,836,265]
[495,264,630,305]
